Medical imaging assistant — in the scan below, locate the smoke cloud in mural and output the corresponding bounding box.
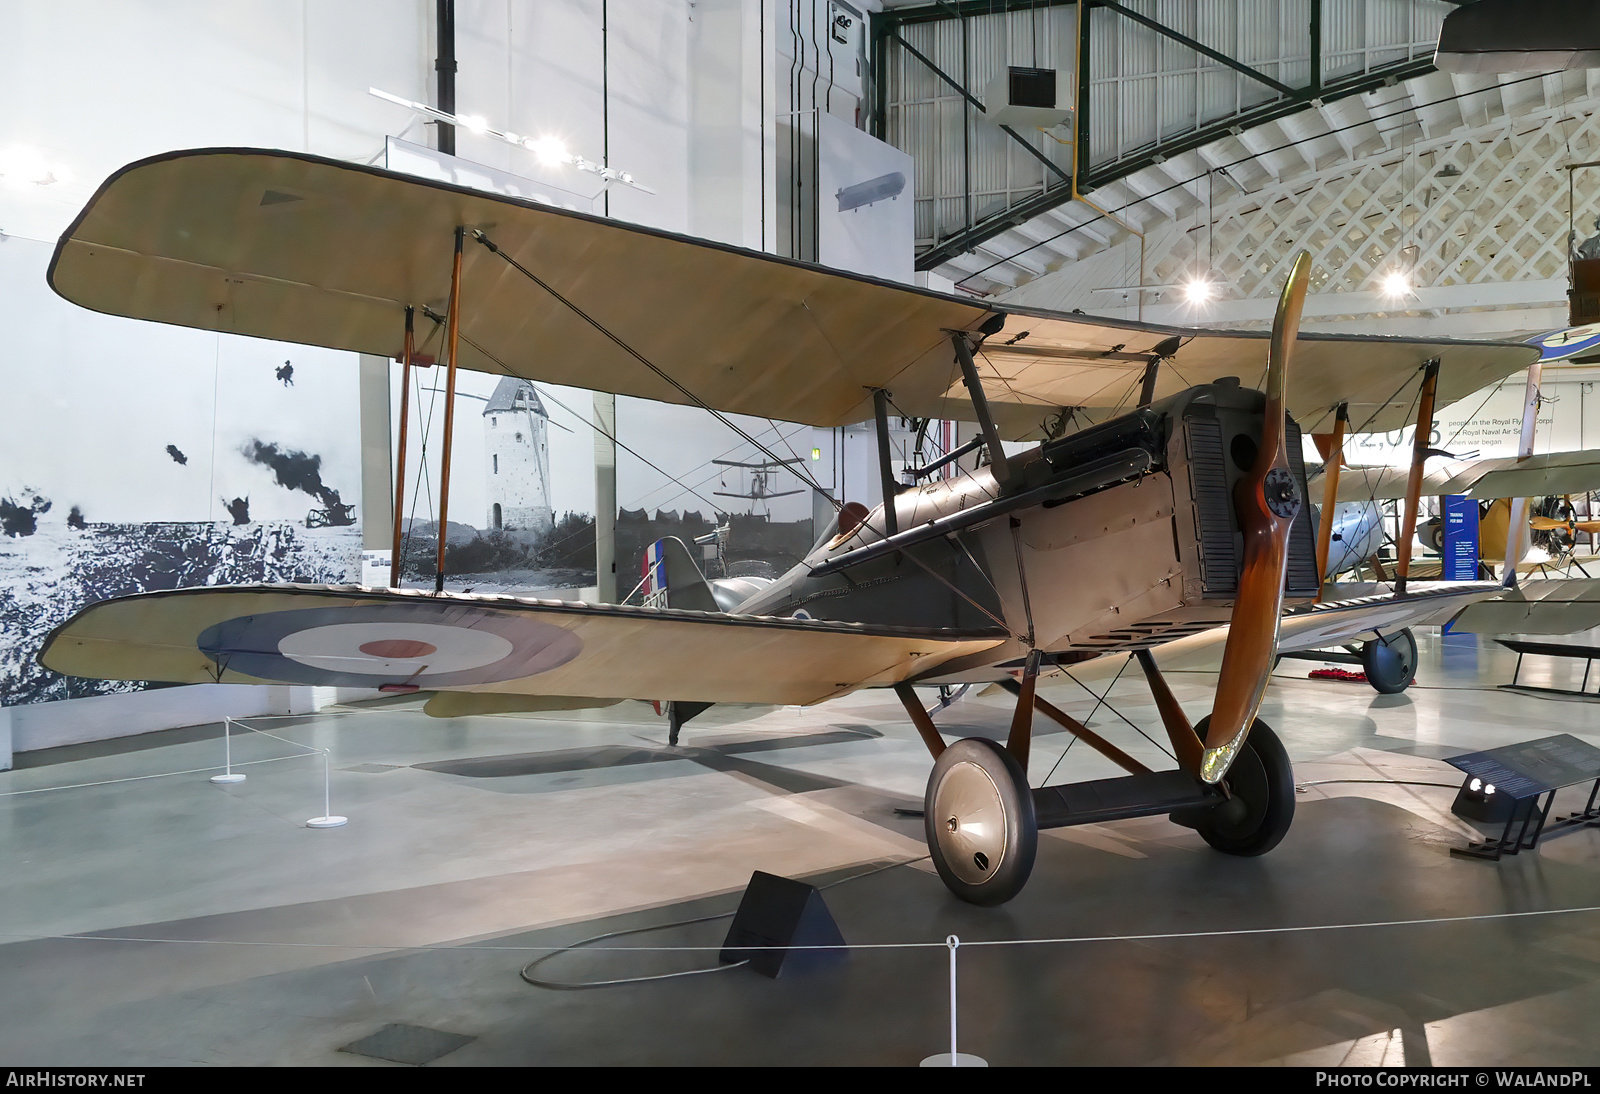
[1,492,51,538]
[242,439,343,508]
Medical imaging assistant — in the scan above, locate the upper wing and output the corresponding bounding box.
[37,584,1005,706]
[965,315,1535,437]
[52,148,1539,439]
[1317,451,1600,502]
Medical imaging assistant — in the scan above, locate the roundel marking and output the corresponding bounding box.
[359,638,438,659]
[280,623,511,675]
[197,602,582,687]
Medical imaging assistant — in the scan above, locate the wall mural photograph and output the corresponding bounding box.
[0,243,365,706]
[389,370,599,594]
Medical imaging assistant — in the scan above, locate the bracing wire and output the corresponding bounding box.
[472,230,844,515]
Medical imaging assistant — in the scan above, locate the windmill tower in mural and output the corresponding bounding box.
[483,378,554,534]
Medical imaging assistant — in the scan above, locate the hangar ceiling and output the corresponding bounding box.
[1000,70,1600,333]
[871,0,1476,295]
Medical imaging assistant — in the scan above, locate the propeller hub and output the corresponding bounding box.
[1263,466,1302,520]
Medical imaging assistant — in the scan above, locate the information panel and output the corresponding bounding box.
[1445,734,1600,799]
[1442,494,1480,580]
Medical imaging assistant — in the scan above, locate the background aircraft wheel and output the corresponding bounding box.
[1420,517,1444,553]
[1190,717,1294,857]
[1362,628,1418,694]
[924,738,1037,906]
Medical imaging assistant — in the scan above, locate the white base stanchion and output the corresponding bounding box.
[212,718,246,784]
[919,1053,987,1067]
[218,718,350,829]
[921,934,987,1067]
[303,748,346,828]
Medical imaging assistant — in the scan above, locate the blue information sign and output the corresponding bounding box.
[1442,494,1479,580]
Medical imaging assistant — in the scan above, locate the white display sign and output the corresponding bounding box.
[816,113,915,284]
[361,550,392,587]
[1344,376,1590,465]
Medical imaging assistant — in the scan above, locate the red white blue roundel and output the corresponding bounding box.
[196,603,582,688]
[1530,324,1600,362]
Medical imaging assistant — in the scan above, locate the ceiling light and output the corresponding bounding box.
[527,135,571,166]
[0,146,63,187]
[1183,277,1215,305]
[368,88,654,194]
[1381,270,1412,298]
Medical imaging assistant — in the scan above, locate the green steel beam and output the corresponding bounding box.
[1098,0,1295,97]
[890,31,1072,184]
[915,54,1438,271]
[876,0,1078,31]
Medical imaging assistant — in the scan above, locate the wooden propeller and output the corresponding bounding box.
[1199,251,1312,784]
[1530,514,1600,535]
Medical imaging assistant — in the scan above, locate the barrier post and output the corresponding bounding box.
[209,718,246,785]
[920,934,987,1066]
[306,748,347,829]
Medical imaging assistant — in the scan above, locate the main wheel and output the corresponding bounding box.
[924,738,1037,906]
[1362,628,1417,694]
[1189,717,1294,856]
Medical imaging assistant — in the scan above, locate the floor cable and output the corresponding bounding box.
[518,856,924,990]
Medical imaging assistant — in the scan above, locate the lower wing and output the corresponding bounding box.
[38,584,1006,707]
[1445,577,1600,635]
[1121,580,1501,673]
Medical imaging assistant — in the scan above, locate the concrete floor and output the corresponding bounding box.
[3,630,1599,1066]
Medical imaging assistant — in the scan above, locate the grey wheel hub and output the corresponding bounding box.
[932,759,1009,885]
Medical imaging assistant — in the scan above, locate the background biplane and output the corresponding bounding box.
[35,148,1585,903]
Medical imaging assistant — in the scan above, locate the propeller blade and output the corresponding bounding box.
[1200,251,1312,784]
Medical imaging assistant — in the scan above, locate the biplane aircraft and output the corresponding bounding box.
[1293,443,1600,693]
[36,148,1595,905]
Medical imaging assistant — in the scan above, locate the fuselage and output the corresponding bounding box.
[1315,501,1384,579]
[734,381,1322,679]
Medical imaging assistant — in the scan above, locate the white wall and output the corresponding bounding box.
[3,684,380,759]
[0,1,735,749]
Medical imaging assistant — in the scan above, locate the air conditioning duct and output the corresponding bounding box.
[983,66,1073,130]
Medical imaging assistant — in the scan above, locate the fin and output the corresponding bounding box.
[645,537,720,613]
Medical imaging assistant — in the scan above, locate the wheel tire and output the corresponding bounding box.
[1191,717,1295,857]
[924,737,1037,906]
[1362,628,1418,694]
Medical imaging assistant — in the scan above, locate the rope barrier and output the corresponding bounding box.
[4,902,1596,955]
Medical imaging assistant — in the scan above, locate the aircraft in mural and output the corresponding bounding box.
[36,148,1600,905]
